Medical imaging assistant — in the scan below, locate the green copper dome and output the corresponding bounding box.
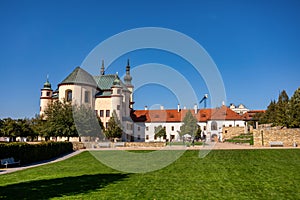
[43,79,52,89]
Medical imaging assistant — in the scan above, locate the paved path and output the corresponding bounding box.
[0,150,83,175]
[1,143,298,175]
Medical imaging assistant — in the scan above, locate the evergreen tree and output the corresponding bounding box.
[178,110,198,139]
[258,88,300,128]
[260,100,276,125]
[195,125,202,140]
[154,125,166,140]
[105,110,123,141]
[73,104,104,141]
[289,87,300,128]
[275,90,289,127]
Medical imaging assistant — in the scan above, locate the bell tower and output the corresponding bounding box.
[40,75,53,117]
[124,59,134,108]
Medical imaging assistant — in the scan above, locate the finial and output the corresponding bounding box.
[127,59,130,66]
[43,74,51,89]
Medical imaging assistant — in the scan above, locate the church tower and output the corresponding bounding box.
[111,73,123,121]
[40,76,53,117]
[124,59,134,108]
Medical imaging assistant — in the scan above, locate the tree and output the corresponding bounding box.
[289,87,300,128]
[44,100,78,141]
[73,104,104,142]
[105,110,123,141]
[195,125,202,140]
[258,88,300,128]
[0,119,3,137]
[1,118,21,142]
[275,90,289,127]
[17,118,35,141]
[30,115,47,141]
[178,110,198,140]
[154,125,166,141]
[260,100,277,125]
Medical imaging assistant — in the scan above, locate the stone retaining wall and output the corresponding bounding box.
[253,126,300,147]
[222,127,246,142]
[78,142,166,148]
[125,142,166,147]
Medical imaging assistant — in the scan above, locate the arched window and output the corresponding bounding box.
[211,121,217,131]
[65,90,72,102]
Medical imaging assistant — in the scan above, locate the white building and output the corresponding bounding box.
[229,103,250,115]
[131,105,245,142]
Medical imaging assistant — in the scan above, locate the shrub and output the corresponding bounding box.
[0,142,73,165]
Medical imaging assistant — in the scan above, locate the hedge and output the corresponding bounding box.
[0,142,73,165]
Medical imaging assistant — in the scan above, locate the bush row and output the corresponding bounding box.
[0,142,73,165]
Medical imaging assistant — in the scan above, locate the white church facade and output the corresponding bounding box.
[40,60,250,142]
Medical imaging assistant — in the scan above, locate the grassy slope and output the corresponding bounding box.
[0,149,300,199]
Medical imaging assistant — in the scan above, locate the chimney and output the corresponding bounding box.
[160,105,164,110]
[194,104,198,114]
[144,106,148,110]
[177,104,180,112]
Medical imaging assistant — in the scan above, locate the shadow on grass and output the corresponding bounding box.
[0,173,128,199]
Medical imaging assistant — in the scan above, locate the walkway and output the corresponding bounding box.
[0,150,83,175]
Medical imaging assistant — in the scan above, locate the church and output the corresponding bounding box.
[40,60,134,141]
[40,60,252,142]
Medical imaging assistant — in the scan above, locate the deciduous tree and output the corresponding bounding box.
[44,100,78,141]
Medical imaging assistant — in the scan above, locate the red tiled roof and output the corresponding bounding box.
[242,110,265,121]
[131,106,244,123]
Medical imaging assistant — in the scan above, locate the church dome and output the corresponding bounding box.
[43,79,51,89]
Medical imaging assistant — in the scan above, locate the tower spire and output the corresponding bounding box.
[101,59,105,75]
[124,59,132,86]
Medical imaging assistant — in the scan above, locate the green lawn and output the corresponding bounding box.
[0,149,300,199]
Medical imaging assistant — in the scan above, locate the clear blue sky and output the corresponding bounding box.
[0,0,300,119]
